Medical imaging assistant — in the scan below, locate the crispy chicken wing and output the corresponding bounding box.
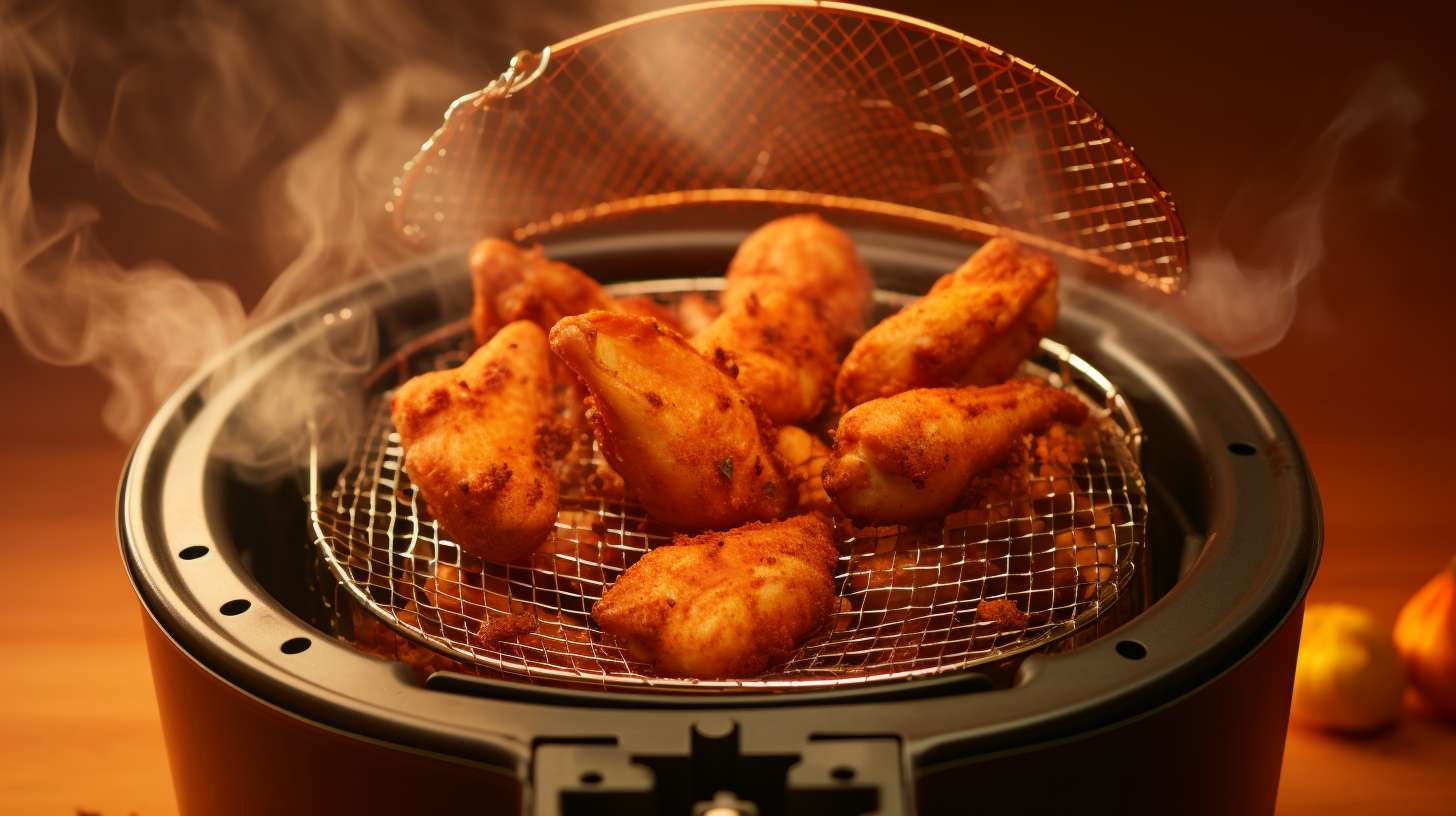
[691,288,838,424]
[775,425,835,517]
[722,214,873,350]
[591,514,838,677]
[391,321,559,561]
[469,239,618,346]
[674,291,721,337]
[835,238,1057,408]
[822,380,1089,525]
[549,311,792,529]
[470,238,685,344]
[616,294,686,333]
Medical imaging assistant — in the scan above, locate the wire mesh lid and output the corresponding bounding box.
[390,1,1187,292]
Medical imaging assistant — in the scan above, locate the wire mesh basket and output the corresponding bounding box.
[390,1,1187,293]
[310,280,1148,692]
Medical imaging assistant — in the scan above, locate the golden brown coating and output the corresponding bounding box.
[591,514,839,678]
[549,311,793,529]
[691,287,838,424]
[975,598,1029,631]
[774,426,835,516]
[674,292,722,337]
[835,238,1058,409]
[616,294,686,334]
[391,321,559,562]
[469,238,618,346]
[822,380,1089,525]
[723,214,873,350]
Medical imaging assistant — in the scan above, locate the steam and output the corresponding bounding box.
[0,1,596,477]
[1178,67,1425,356]
[0,0,675,475]
[5,0,1408,482]
[0,7,249,436]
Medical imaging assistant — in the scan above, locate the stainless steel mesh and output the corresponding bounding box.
[389,2,1187,293]
[309,280,1148,693]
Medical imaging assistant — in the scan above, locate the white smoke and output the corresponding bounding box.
[0,0,668,475]
[1179,67,1425,356]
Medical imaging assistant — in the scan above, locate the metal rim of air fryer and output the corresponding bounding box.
[118,226,1320,768]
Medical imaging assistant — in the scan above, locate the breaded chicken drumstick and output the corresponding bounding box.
[822,380,1089,525]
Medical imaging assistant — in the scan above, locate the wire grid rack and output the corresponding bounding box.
[390,2,1186,293]
[309,280,1149,693]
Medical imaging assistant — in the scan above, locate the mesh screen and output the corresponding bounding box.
[390,2,1186,292]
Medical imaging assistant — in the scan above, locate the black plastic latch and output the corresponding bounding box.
[532,719,904,816]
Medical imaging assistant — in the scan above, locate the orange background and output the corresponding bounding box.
[1,1,1453,813]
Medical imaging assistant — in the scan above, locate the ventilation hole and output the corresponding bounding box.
[219,599,251,616]
[178,545,209,560]
[280,637,311,655]
[830,766,856,782]
[1116,640,1148,660]
[580,771,603,785]
[1228,442,1257,456]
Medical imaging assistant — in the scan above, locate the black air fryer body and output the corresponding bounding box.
[120,230,1320,815]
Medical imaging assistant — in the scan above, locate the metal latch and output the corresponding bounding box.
[532,718,905,816]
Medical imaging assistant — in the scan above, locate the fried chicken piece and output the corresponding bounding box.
[391,321,559,562]
[591,514,838,678]
[723,214,873,350]
[822,380,1089,525]
[469,239,619,346]
[616,295,686,334]
[549,311,792,529]
[835,238,1057,408]
[674,292,721,337]
[775,426,835,516]
[470,238,687,344]
[692,287,838,424]
[688,215,868,424]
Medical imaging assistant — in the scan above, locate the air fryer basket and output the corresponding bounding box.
[312,280,1150,692]
[119,4,1318,814]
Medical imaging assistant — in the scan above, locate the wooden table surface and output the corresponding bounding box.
[2,2,1453,814]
